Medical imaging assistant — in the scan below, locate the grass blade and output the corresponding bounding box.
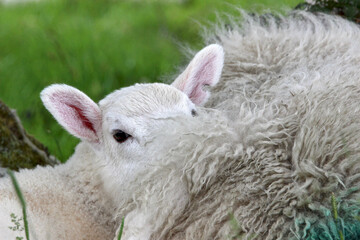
[7,169,30,240]
[331,192,338,220]
[331,192,344,240]
[117,217,125,240]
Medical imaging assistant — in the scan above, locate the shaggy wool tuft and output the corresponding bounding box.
[159,11,360,240]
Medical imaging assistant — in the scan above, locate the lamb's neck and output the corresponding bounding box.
[62,142,118,229]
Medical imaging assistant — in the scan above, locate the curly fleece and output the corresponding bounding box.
[156,11,360,240]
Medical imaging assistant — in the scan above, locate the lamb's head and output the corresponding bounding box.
[95,83,197,184]
[40,44,223,194]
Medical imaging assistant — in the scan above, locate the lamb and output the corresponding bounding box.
[0,44,233,240]
[4,10,360,240]
[151,11,360,240]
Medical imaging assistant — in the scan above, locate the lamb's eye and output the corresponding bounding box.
[113,130,131,143]
[191,109,197,117]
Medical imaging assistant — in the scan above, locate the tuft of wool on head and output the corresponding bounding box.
[158,10,360,240]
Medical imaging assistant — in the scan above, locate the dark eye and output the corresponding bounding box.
[191,109,197,117]
[113,130,131,143]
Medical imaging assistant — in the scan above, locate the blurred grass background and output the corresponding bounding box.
[0,0,301,162]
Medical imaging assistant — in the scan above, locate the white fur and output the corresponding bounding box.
[0,45,225,240]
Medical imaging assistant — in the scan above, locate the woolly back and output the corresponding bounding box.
[158,11,360,240]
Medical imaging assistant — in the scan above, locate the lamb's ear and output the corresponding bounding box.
[172,44,224,105]
[40,84,101,143]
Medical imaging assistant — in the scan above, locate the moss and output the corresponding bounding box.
[0,100,58,171]
[296,0,360,23]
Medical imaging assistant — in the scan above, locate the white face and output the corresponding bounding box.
[40,44,224,202]
[98,83,197,180]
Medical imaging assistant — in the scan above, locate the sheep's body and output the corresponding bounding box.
[156,11,360,240]
[0,142,116,239]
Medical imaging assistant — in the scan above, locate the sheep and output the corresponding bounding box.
[5,10,360,240]
[150,11,360,240]
[0,44,233,240]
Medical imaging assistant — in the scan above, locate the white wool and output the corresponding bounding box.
[156,11,360,240]
[0,142,116,239]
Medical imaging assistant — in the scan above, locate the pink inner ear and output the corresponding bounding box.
[188,54,217,105]
[188,80,207,105]
[69,104,96,134]
[50,92,100,142]
[172,44,224,105]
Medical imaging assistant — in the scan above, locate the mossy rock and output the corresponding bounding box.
[296,0,360,23]
[0,100,58,171]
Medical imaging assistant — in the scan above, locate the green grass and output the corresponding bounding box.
[0,0,301,161]
[117,217,124,240]
[332,192,345,240]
